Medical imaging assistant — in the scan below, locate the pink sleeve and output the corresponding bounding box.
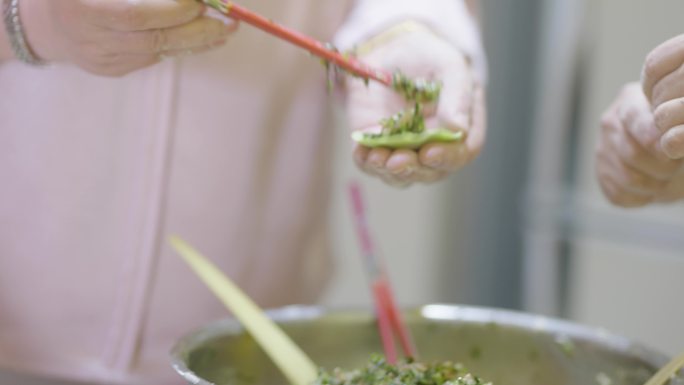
[333,0,487,84]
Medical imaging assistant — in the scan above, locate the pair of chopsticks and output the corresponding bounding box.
[348,181,417,364]
[203,0,393,87]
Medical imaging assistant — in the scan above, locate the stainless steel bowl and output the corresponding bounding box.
[171,304,670,385]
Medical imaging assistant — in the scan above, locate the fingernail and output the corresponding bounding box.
[426,148,445,168]
[661,125,684,159]
[365,157,382,170]
[396,166,416,178]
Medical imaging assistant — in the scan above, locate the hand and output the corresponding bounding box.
[641,33,684,160]
[21,0,237,76]
[346,28,486,188]
[596,83,684,207]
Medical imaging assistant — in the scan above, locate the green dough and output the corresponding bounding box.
[351,129,465,149]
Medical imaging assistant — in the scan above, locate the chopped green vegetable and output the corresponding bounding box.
[380,103,426,136]
[352,129,463,149]
[555,336,576,357]
[352,71,461,149]
[468,346,482,361]
[391,72,442,104]
[595,372,613,385]
[203,0,228,12]
[313,355,492,385]
[316,43,453,149]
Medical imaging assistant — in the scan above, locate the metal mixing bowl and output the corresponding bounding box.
[171,304,671,385]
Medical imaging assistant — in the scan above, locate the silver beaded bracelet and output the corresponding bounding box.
[2,0,45,65]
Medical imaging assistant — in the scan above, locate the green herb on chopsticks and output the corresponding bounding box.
[352,72,461,149]
[391,72,442,104]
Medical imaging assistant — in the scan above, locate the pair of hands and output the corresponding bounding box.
[19,0,484,187]
[597,34,684,207]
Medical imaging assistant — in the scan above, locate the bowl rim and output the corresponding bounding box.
[169,304,669,385]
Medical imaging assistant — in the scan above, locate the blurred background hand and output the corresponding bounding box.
[346,27,486,188]
[21,0,237,76]
[641,34,684,160]
[596,82,684,207]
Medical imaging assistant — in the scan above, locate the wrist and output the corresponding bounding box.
[334,0,487,85]
[0,20,10,61]
[353,20,440,57]
[16,0,58,62]
[2,0,50,64]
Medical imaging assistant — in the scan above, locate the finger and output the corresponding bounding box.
[414,167,448,184]
[653,97,684,134]
[608,123,680,179]
[420,85,486,171]
[656,174,684,202]
[85,0,206,32]
[436,62,475,132]
[385,149,420,180]
[353,145,371,168]
[353,153,384,179]
[615,87,665,157]
[384,149,448,184]
[83,54,160,77]
[355,160,383,179]
[346,78,403,131]
[418,141,468,171]
[595,147,655,207]
[119,17,236,54]
[641,34,684,103]
[364,147,392,173]
[661,125,684,159]
[380,175,412,189]
[600,105,621,137]
[599,149,668,194]
[598,173,654,208]
[465,84,486,160]
[160,38,228,58]
[650,63,684,108]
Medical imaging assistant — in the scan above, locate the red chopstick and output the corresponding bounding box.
[208,1,394,87]
[348,181,417,364]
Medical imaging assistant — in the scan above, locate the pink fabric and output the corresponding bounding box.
[0,1,476,384]
[0,2,348,383]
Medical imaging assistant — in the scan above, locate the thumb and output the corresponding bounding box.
[345,75,403,133]
[436,62,475,132]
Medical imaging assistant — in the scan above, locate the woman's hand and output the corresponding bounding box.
[641,33,684,160]
[346,28,486,188]
[20,0,237,76]
[596,83,684,207]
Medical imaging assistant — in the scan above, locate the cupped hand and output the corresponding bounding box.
[346,28,486,188]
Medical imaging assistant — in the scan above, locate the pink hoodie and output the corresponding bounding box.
[0,1,480,383]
